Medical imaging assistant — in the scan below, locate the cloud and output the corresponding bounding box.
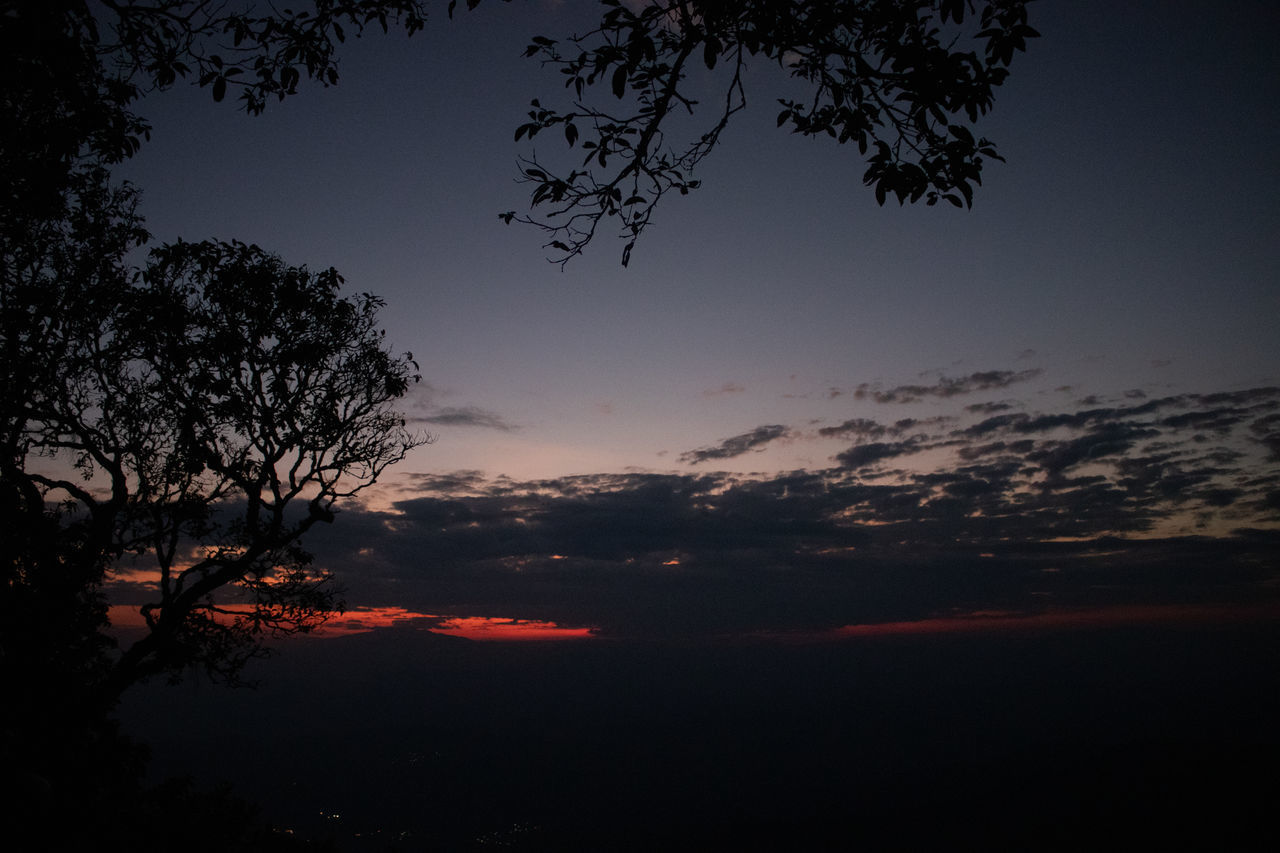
[1252,413,1280,461]
[817,418,887,440]
[399,470,490,494]
[854,369,1043,404]
[835,439,922,469]
[679,424,790,464]
[965,401,1015,414]
[703,382,745,397]
[289,383,1280,640]
[413,405,517,431]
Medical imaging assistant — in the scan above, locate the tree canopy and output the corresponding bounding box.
[2,12,426,819]
[0,154,425,831]
[1,162,425,695]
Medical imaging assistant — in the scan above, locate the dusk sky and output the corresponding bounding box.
[109,0,1280,642]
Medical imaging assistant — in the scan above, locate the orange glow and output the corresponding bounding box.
[112,603,598,641]
[817,602,1280,640]
[109,604,149,629]
[111,601,1280,646]
[317,606,438,636]
[429,616,596,641]
[108,601,326,631]
[108,603,269,629]
[317,607,596,641]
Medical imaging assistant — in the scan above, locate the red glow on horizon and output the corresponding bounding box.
[108,604,595,641]
[316,606,434,636]
[430,615,596,641]
[109,601,1280,646]
[816,602,1280,640]
[317,607,596,641]
[109,605,147,629]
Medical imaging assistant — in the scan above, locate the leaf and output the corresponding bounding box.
[212,76,227,102]
[940,0,966,24]
[611,65,627,98]
[564,122,578,147]
[948,124,975,146]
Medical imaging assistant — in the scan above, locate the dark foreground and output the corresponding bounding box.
[118,620,1280,851]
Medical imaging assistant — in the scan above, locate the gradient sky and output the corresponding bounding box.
[110,0,1280,639]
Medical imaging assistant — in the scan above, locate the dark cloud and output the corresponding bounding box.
[1029,422,1161,478]
[956,438,1036,461]
[413,405,517,431]
[1251,413,1280,461]
[965,400,1015,415]
[679,424,790,464]
[817,418,887,439]
[835,440,921,469]
[890,416,954,434]
[815,416,951,443]
[853,369,1042,404]
[399,470,490,494]
[294,384,1280,640]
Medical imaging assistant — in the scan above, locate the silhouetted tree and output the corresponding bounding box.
[1,8,425,823]
[2,173,425,698]
[0,160,424,836]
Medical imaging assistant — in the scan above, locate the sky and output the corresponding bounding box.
[110,0,1280,642]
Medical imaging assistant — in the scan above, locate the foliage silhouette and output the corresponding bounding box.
[1,174,423,846]
[2,171,425,698]
[17,2,1035,266]
[2,6,425,829]
[505,0,1037,264]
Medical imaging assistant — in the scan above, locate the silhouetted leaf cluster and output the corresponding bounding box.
[504,0,1037,264]
[92,0,430,114]
[11,3,1034,268]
